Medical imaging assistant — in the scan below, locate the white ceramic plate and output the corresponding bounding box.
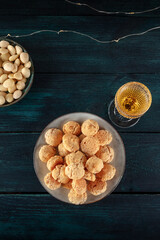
[33,112,126,204]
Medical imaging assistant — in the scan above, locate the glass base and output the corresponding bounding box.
[108,100,140,128]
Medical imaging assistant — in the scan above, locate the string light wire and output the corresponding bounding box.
[2,1,160,44]
[65,0,160,15]
[4,25,160,44]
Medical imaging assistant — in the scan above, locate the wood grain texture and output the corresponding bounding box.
[0,1,159,239]
[0,0,160,16]
[0,16,160,73]
[0,194,160,240]
[0,74,159,132]
[0,133,159,193]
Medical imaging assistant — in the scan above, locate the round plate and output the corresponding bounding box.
[33,112,126,204]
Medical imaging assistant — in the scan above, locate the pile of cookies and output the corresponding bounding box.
[0,40,32,105]
[39,119,116,205]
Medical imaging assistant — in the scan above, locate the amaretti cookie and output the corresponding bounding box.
[87,179,107,196]
[68,189,87,205]
[96,145,114,163]
[58,142,70,157]
[45,128,63,147]
[65,151,86,165]
[96,163,116,181]
[63,121,81,135]
[85,155,104,174]
[84,170,96,182]
[39,145,56,163]
[72,178,87,195]
[80,136,99,156]
[62,180,72,189]
[47,155,63,171]
[94,130,112,146]
[65,163,85,179]
[52,164,70,184]
[63,133,79,152]
[44,172,61,190]
[81,119,99,136]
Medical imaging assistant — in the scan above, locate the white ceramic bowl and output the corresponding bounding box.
[33,112,126,204]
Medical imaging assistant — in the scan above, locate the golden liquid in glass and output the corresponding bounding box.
[115,82,152,119]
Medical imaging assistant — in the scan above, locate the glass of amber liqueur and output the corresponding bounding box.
[108,82,152,128]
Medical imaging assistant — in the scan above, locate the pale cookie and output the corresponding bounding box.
[79,134,85,142]
[94,130,112,146]
[96,145,114,163]
[45,128,63,147]
[72,178,87,195]
[87,179,107,196]
[63,133,79,152]
[52,164,70,184]
[44,172,61,190]
[58,142,70,157]
[68,189,87,205]
[85,155,104,174]
[65,163,85,179]
[62,180,72,189]
[63,121,81,135]
[65,151,87,165]
[96,163,116,181]
[84,170,96,182]
[81,119,99,136]
[80,136,99,156]
[47,155,63,171]
[39,145,56,163]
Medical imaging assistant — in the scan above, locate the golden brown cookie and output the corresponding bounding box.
[39,145,56,163]
[65,151,87,165]
[45,128,63,147]
[96,163,116,181]
[58,142,70,157]
[65,163,85,179]
[52,164,70,184]
[44,172,61,190]
[79,133,86,142]
[85,155,103,174]
[62,180,72,189]
[87,179,107,196]
[96,145,114,163]
[63,133,79,152]
[72,178,87,195]
[94,130,112,146]
[68,189,87,205]
[81,119,99,136]
[80,136,99,156]
[47,155,63,171]
[63,121,81,135]
[84,170,96,182]
[85,155,104,174]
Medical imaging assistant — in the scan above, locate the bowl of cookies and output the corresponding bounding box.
[33,112,126,205]
[0,39,34,107]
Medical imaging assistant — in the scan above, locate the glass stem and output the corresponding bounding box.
[114,106,132,122]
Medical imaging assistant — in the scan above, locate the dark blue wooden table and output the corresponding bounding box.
[0,0,160,239]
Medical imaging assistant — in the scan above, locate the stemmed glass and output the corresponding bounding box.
[108,82,152,128]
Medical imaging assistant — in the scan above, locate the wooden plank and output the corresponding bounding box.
[0,0,160,16]
[0,194,159,240]
[0,74,159,132]
[0,16,160,73]
[0,133,159,193]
